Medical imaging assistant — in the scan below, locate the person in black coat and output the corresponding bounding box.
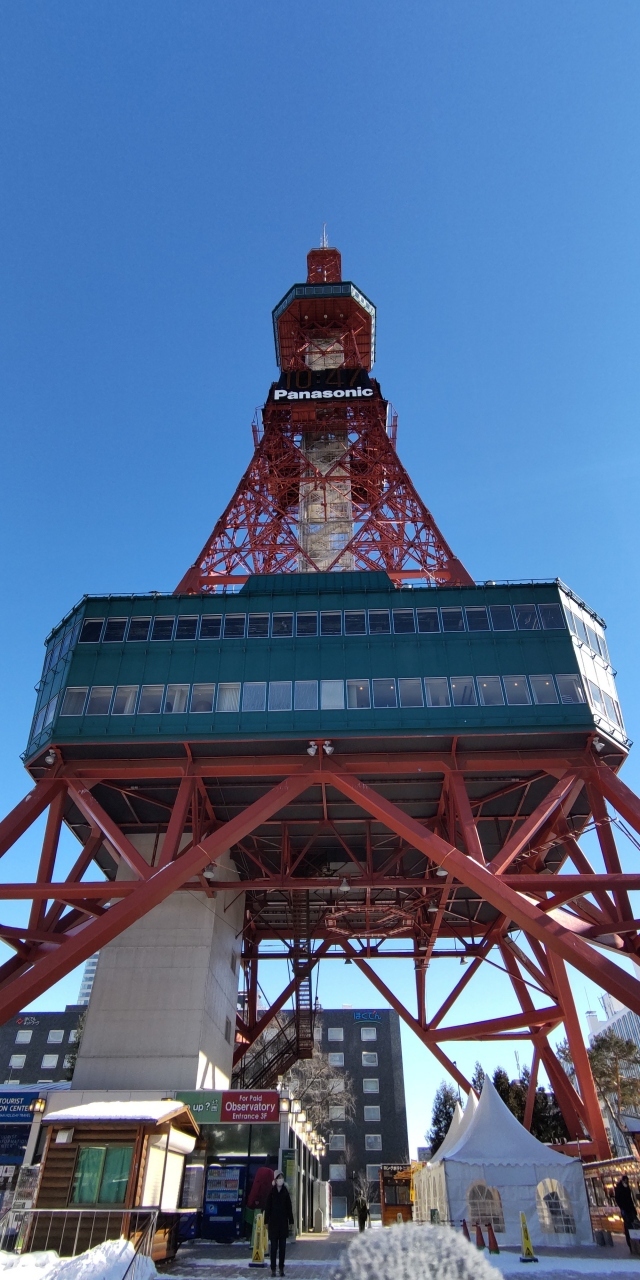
[614,1174,637,1249]
[264,1170,294,1276]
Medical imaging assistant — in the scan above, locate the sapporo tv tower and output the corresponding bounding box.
[3,239,640,1156]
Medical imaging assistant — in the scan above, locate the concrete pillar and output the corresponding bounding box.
[73,837,243,1091]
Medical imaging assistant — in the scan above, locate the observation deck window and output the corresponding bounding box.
[248,614,269,637]
[191,683,216,713]
[478,677,504,706]
[200,616,222,639]
[165,684,189,714]
[321,679,344,710]
[515,605,540,630]
[294,680,318,710]
[466,607,490,631]
[539,603,565,629]
[127,618,151,642]
[61,687,88,716]
[242,682,266,712]
[223,614,246,639]
[151,616,174,641]
[425,677,450,707]
[112,686,138,715]
[344,611,366,634]
[451,677,477,706]
[347,679,371,709]
[175,615,198,640]
[417,608,440,633]
[398,678,423,707]
[503,676,531,705]
[393,610,415,634]
[321,611,342,636]
[372,679,397,709]
[217,683,241,712]
[103,619,127,643]
[79,619,104,644]
[369,610,391,634]
[272,613,294,637]
[556,674,586,705]
[138,685,164,714]
[530,675,558,705]
[86,686,113,715]
[489,604,515,630]
[297,612,318,637]
[441,608,465,632]
[268,681,292,711]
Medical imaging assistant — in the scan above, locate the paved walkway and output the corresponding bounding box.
[161,1231,640,1280]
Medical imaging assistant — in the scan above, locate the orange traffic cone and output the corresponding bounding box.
[475,1223,486,1249]
[462,1218,471,1241]
[486,1222,500,1253]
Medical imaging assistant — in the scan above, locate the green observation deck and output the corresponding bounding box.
[26,573,627,765]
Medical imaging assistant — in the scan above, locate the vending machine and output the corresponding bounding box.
[202,1164,246,1240]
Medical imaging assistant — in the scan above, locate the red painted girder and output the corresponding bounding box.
[426,1007,562,1040]
[51,752,592,781]
[66,784,151,881]
[0,773,314,1021]
[232,937,332,1064]
[0,779,64,858]
[323,770,640,1013]
[490,773,580,875]
[448,773,486,864]
[587,765,640,835]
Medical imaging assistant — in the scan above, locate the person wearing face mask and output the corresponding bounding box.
[264,1170,294,1276]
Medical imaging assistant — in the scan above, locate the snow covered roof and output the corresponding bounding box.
[43,1099,198,1131]
[443,1077,574,1166]
[433,1091,477,1163]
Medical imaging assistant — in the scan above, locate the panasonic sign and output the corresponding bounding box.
[274,387,374,401]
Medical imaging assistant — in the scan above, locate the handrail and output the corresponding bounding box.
[120,1211,158,1280]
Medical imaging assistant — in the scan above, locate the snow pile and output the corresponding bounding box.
[0,1238,157,1280]
[330,1222,501,1280]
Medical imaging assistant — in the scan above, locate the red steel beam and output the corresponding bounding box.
[0,779,64,858]
[232,938,332,1064]
[490,774,580,875]
[66,784,151,881]
[426,1007,562,1041]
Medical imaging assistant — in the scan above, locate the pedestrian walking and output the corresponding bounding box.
[353,1195,369,1232]
[614,1174,638,1250]
[264,1169,294,1276]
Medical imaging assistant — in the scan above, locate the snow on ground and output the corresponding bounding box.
[489,1253,640,1279]
[0,1238,157,1280]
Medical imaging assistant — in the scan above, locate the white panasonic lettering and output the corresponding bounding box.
[274,389,288,400]
[361,388,373,396]
[274,385,374,402]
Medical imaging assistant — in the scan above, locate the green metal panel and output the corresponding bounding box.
[25,573,624,759]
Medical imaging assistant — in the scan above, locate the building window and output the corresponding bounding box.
[14,1031,32,1045]
[515,605,540,631]
[296,613,318,637]
[360,1027,377,1042]
[101,618,126,643]
[344,611,366,635]
[556,674,586,705]
[536,1179,576,1233]
[294,680,318,710]
[328,1053,344,1067]
[217,683,241,713]
[530,675,558,705]
[327,1028,344,1042]
[424,678,450,708]
[331,1195,348,1218]
[489,605,515,631]
[416,608,439,633]
[47,1030,64,1044]
[346,680,371,709]
[272,614,294,638]
[173,616,197,640]
[138,684,164,714]
[477,677,504,707]
[127,617,151,642]
[364,1106,380,1122]
[224,1017,232,1044]
[79,619,104,643]
[86,686,113,715]
[365,1134,382,1151]
[269,681,293,712]
[321,612,342,636]
[539,603,565,629]
[191,683,216,713]
[8,1056,25,1070]
[329,1165,347,1182]
[465,607,490,631]
[366,1164,381,1183]
[200,616,222,639]
[392,610,415,634]
[148,616,173,641]
[329,1106,346,1121]
[247,614,269,637]
[398,678,423,708]
[223,614,246,639]
[242,683,267,712]
[368,610,391,634]
[372,679,397,709]
[68,1029,81,1044]
[71,1145,133,1205]
[362,1079,379,1094]
[450,677,477,707]
[111,686,138,716]
[41,1055,59,1069]
[164,684,190,714]
[503,676,531,706]
[441,608,465,632]
[61,688,88,716]
[320,680,344,710]
[362,1052,378,1067]
[329,1134,346,1150]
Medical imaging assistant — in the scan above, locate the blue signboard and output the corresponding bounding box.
[0,1094,35,1125]
[0,1126,30,1166]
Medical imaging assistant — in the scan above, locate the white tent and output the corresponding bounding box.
[414,1091,477,1224]
[429,1077,592,1248]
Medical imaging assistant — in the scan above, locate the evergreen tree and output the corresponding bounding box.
[428,1082,458,1155]
[558,1030,640,1135]
[471,1061,485,1094]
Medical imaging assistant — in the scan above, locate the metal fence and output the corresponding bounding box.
[0,1206,158,1261]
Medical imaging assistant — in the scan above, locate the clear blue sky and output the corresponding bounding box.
[1,1,640,1155]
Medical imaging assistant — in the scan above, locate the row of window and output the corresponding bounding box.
[328,1051,378,1067]
[564,603,610,662]
[74,601,567,647]
[329,1162,382,1183]
[329,1133,382,1151]
[328,1105,381,1121]
[14,1028,77,1045]
[55,672,589,722]
[327,1026,377,1042]
[8,1053,69,1070]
